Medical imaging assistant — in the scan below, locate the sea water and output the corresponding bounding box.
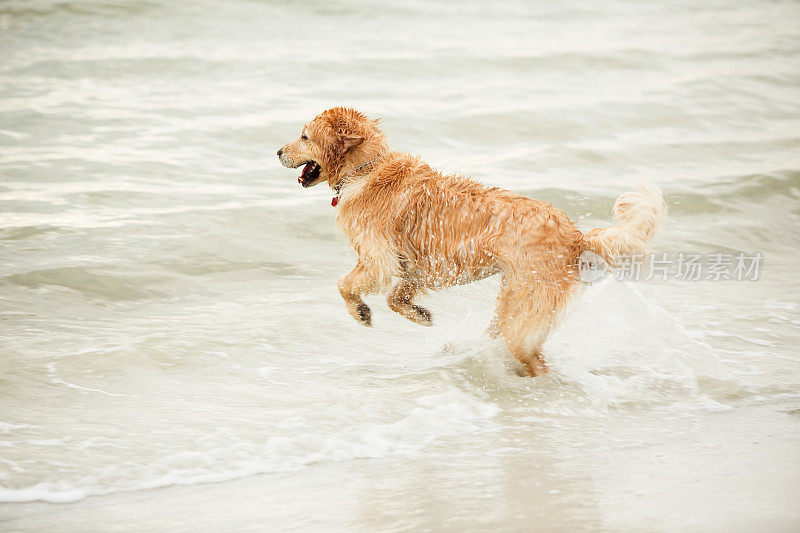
[1,0,799,530]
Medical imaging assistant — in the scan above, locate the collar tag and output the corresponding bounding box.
[331,156,382,208]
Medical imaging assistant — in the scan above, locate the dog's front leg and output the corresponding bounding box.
[387,278,432,326]
[337,262,380,327]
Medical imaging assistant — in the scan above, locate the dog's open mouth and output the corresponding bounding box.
[298,162,320,187]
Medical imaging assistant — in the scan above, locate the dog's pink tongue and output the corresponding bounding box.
[298,162,313,184]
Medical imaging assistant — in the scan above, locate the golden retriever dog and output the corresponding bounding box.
[278,107,665,376]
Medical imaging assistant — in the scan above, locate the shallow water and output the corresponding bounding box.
[1,0,800,530]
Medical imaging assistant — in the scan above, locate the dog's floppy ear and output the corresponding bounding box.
[323,129,364,173]
[339,132,364,151]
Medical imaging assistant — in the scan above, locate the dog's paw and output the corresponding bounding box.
[355,303,372,327]
[411,305,433,327]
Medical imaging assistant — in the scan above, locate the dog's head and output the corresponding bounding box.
[277,107,383,188]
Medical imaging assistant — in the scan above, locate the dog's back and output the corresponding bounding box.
[336,151,585,291]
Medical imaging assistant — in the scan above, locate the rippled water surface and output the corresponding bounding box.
[1,0,800,531]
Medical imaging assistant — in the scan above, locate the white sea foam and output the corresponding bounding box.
[0,389,499,503]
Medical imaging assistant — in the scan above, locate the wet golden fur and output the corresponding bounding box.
[279,107,665,376]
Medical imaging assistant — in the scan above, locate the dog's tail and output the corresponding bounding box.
[580,183,666,266]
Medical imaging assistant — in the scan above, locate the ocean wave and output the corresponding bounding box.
[0,390,499,503]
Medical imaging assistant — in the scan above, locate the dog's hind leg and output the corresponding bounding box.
[502,326,551,377]
[494,282,562,377]
[387,278,432,327]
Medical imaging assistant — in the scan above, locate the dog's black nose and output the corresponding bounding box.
[277,148,283,157]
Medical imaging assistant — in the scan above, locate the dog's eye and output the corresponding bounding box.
[301,134,308,141]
